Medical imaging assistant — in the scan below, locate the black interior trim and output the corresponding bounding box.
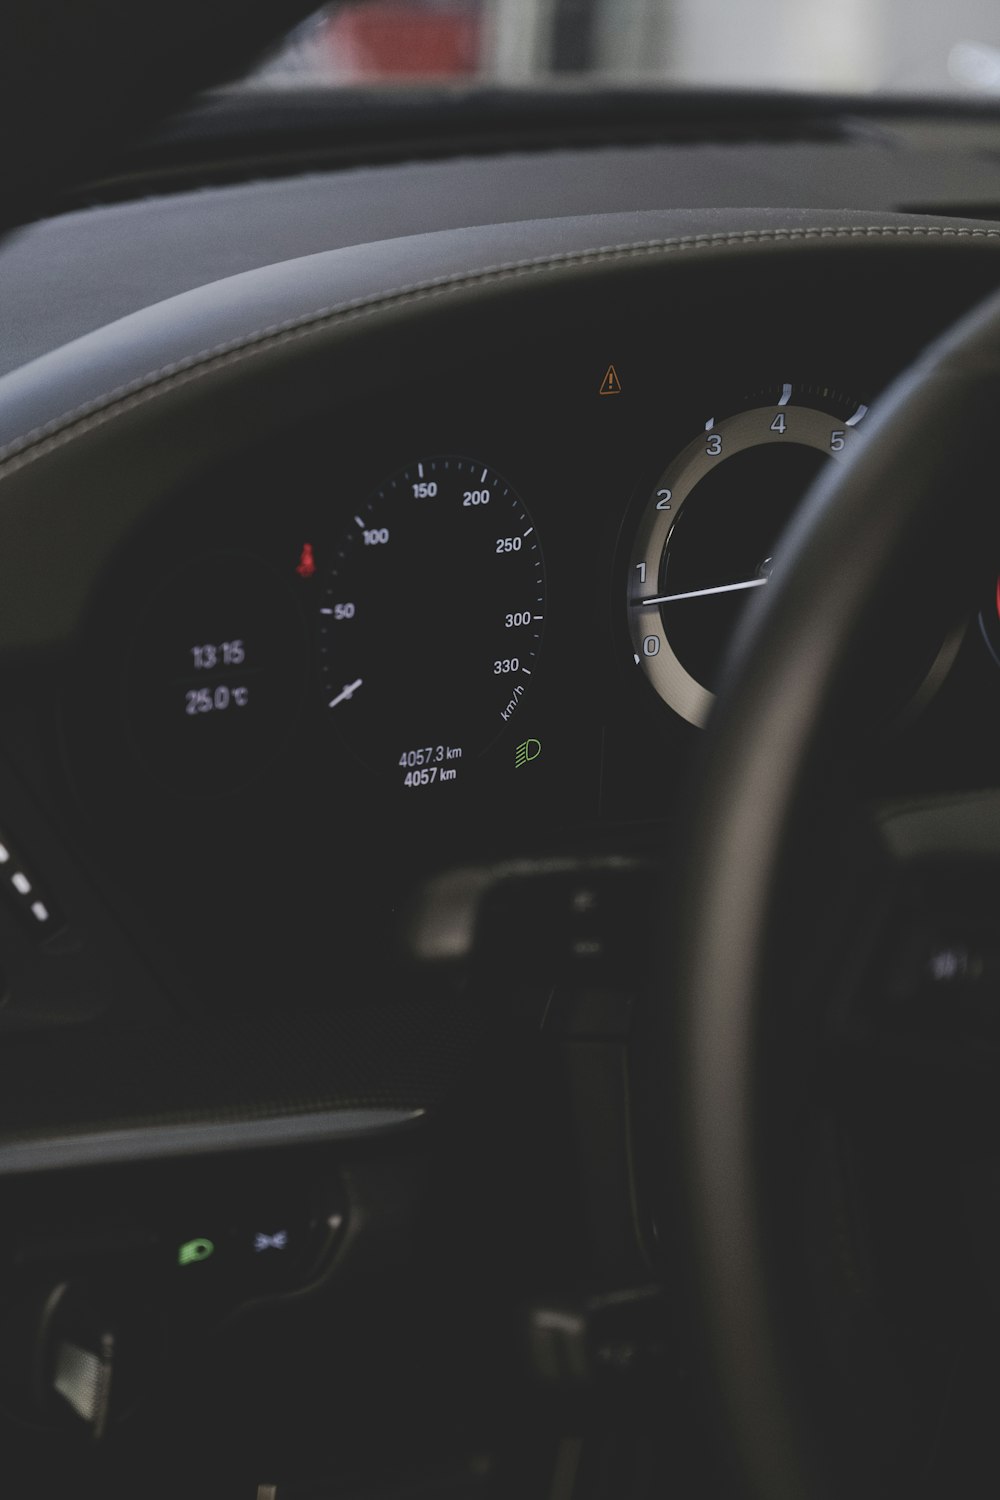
[0,1106,424,1177]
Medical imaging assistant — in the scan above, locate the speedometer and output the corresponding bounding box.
[319,456,545,787]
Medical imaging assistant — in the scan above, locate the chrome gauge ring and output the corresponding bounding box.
[627,387,867,726]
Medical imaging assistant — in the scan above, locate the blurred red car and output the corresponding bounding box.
[322,0,482,79]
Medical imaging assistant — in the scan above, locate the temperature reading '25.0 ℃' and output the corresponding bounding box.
[318,456,546,786]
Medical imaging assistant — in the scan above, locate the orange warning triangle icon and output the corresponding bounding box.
[598,363,622,396]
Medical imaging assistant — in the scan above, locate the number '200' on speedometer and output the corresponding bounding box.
[319,456,545,787]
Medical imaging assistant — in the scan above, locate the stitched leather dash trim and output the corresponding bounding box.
[0,222,998,481]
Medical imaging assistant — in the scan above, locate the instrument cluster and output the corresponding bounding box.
[70,315,1000,877]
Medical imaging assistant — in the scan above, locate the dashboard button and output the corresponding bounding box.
[228,1200,339,1293]
[166,1227,230,1298]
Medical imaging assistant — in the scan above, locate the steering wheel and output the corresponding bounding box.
[669,287,1000,1497]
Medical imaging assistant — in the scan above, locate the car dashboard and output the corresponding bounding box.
[0,216,994,1031]
[2,118,1000,1492]
[50,227,1000,1003]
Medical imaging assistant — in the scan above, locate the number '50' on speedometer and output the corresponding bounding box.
[318,456,546,785]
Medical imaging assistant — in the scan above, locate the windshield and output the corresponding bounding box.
[249,0,1000,97]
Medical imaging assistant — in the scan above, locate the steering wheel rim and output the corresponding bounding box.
[664,287,1000,1499]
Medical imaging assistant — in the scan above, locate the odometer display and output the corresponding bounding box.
[319,456,545,785]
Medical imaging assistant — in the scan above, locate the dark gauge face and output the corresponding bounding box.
[319,456,545,787]
[125,553,308,795]
[627,385,869,726]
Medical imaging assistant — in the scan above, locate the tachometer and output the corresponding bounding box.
[627,384,868,726]
[319,456,545,787]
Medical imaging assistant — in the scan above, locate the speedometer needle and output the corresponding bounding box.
[329,678,363,708]
[638,577,769,606]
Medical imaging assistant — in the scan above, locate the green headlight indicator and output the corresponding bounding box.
[515,737,541,769]
[178,1237,215,1266]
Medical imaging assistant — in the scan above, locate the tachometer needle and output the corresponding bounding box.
[639,577,769,606]
[329,678,363,708]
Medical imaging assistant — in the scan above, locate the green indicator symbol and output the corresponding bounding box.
[178,1237,215,1266]
[515,738,541,769]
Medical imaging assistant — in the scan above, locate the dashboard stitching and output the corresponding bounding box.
[0,222,998,479]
